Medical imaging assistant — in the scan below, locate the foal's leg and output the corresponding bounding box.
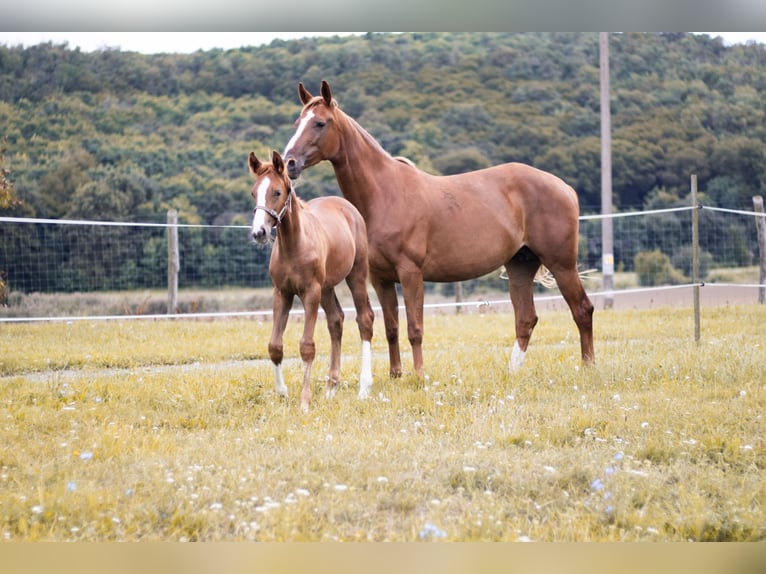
[346,268,375,399]
[298,285,322,412]
[370,275,402,378]
[505,251,541,371]
[547,265,595,364]
[269,289,294,397]
[320,287,345,399]
[398,268,425,378]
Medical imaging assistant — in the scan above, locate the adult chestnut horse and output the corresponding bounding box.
[250,150,375,411]
[283,80,594,378]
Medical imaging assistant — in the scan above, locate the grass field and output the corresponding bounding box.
[1,303,764,541]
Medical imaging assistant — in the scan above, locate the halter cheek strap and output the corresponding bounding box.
[253,187,293,227]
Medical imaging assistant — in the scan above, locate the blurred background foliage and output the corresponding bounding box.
[1,32,765,292]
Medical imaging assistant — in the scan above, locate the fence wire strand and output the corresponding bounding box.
[1,204,764,323]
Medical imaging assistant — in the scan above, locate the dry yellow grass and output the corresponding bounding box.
[1,304,764,541]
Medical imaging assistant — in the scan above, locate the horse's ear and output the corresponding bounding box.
[271,150,284,174]
[248,152,261,174]
[320,80,333,106]
[298,82,313,104]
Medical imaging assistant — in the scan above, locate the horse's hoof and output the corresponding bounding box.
[357,389,370,400]
[325,387,337,400]
[300,402,310,413]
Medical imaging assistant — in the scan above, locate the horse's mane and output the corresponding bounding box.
[306,96,402,165]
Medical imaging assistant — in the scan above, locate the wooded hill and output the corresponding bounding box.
[1,32,765,292]
[2,32,765,218]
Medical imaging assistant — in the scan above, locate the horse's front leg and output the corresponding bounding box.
[370,275,402,378]
[345,270,375,399]
[298,286,321,412]
[320,288,344,400]
[398,268,425,378]
[269,289,294,398]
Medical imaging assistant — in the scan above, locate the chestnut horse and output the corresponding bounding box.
[282,80,594,378]
[249,150,375,411]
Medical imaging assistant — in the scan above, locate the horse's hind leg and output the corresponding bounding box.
[269,289,294,397]
[371,275,402,378]
[548,265,595,364]
[320,287,345,400]
[298,286,322,412]
[346,265,374,398]
[505,248,541,371]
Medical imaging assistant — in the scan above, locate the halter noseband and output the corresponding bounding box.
[253,184,293,227]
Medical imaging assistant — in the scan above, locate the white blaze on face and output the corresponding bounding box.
[251,178,271,235]
[283,110,315,158]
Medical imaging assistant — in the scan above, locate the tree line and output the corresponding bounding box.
[1,32,764,293]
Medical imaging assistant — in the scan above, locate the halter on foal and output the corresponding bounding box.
[282,80,594,378]
[250,150,375,411]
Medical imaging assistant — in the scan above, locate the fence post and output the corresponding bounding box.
[599,32,614,309]
[754,195,766,304]
[691,175,700,342]
[167,209,179,314]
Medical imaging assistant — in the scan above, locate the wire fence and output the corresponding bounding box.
[1,202,764,323]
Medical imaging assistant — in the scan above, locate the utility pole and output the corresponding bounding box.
[600,32,614,309]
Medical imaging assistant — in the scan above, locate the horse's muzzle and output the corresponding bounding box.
[285,156,302,180]
[252,226,272,245]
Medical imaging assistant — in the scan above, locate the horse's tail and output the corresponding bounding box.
[499,266,597,289]
[533,266,598,289]
[533,266,558,289]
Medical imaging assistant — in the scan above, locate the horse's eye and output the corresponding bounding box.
[274,190,281,197]
[315,120,326,129]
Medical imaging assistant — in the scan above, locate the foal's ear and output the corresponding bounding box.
[298,82,313,105]
[271,150,285,174]
[320,80,333,106]
[248,152,261,174]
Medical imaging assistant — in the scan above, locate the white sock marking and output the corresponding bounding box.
[510,341,526,371]
[274,364,288,397]
[358,341,372,399]
[283,110,315,158]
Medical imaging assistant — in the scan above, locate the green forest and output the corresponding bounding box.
[1,32,765,293]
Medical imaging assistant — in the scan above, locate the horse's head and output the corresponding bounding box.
[283,80,340,180]
[249,150,293,244]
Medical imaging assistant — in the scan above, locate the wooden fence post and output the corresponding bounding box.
[167,209,179,314]
[691,175,700,342]
[754,195,766,304]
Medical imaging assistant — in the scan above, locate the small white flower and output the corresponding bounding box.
[334,484,349,492]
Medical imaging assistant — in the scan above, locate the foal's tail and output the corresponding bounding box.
[499,266,597,289]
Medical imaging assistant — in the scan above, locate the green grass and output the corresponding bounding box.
[1,305,764,541]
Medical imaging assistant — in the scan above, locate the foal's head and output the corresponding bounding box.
[283,80,341,180]
[249,150,293,244]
